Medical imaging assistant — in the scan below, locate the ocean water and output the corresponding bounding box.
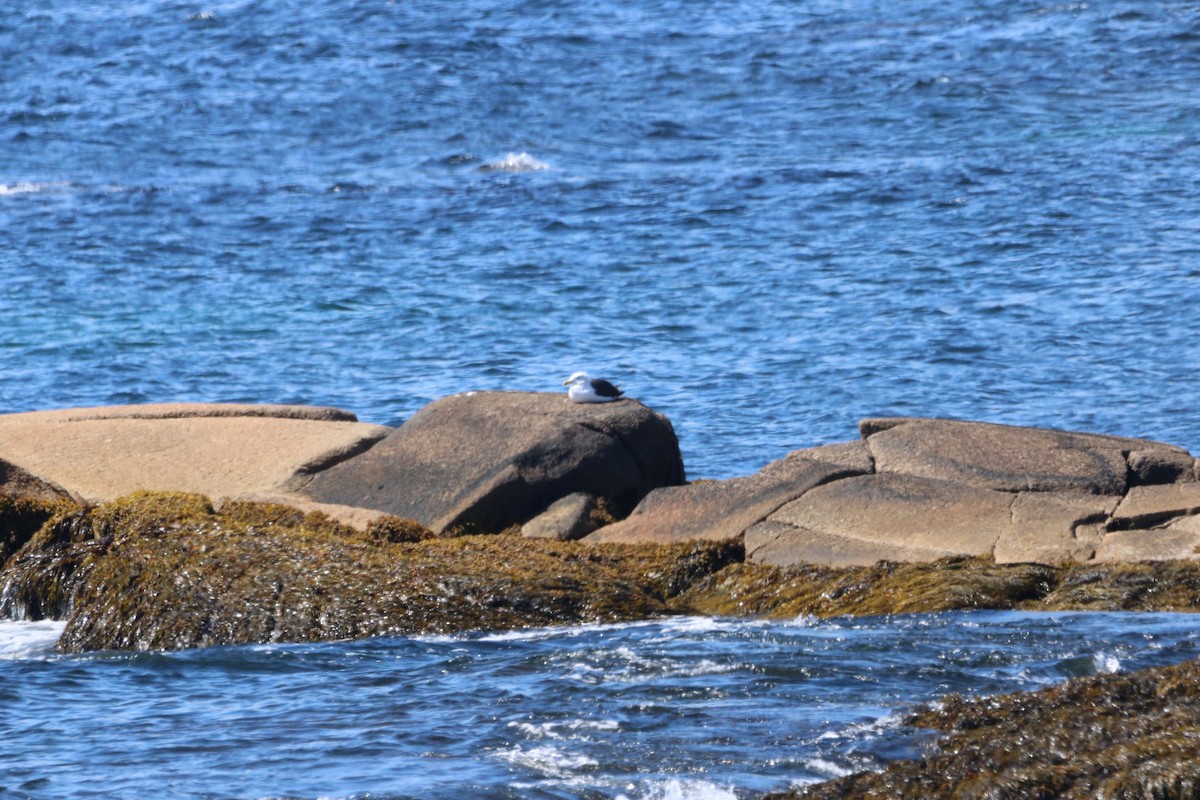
[3,2,1200,797]
[3,611,1200,800]
[2,0,1198,479]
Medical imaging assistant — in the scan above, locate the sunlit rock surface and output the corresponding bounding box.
[590,417,1200,568]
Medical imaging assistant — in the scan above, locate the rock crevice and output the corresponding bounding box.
[588,417,1200,568]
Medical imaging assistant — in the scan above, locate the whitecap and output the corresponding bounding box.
[0,620,66,660]
[802,756,854,779]
[615,778,738,800]
[480,152,549,172]
[494,743,598,778]
[0,181,60,196]
[508,718,621,741]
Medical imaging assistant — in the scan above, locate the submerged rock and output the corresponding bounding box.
[303,391,685,535]
[774,652,1200,800]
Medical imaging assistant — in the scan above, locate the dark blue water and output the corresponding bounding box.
[3,4,1200,797]
[2,0,1198,479]
[3,612,1200,800]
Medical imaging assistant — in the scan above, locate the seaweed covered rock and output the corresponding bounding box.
[676,556,1200,619]
[303,391,685,534]
[0,492,735,652]
[0,493,75,571]
[774,653,1200,799]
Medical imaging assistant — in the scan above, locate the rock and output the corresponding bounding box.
[0,492,735,651]
[521,493,599,541]
[1127,447,1197,485]
[1110,483,1200,530]
[585,444,869,546]
[992,492,1120,566]
[302,392,684,534]
[860,417,1186,495]
[784,441,876,473]
[7,402,360,423]
[0,404,390,514]
[745,519,956,567]
[1092,518,1200,563]
[0,457,74,502]
[746,474,1014,567]
[778,651,1200,800]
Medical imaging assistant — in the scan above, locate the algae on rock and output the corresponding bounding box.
[773,655,1200,800]
[0,491,741,652]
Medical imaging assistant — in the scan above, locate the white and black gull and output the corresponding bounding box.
[563,372,625,403]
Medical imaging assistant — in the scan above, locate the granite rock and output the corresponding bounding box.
[1092,517,1200,563]
[585,443,869,546]
[303,392,684,534]
[992,492,1120,566]
[859,417,1184,495]
[0,403,389,510]
[745,473,1013,567]
[521,493,600,541]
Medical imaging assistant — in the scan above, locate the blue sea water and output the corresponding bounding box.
[3,2,1200,797]
[3,611,1200,800]
[2,0,1199,479]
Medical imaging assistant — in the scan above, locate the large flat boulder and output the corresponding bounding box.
[745,473,1014,567]
[860,417,1188,495]
[1093,516,1200,563]
[584,442,871,545]
[0,403,389,506]
[302,391,684,534]
[992,492,1120,566]
[1110,483,1200,530]
[745,519,957,567]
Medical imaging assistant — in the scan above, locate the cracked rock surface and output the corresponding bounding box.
[589,417,1200,568]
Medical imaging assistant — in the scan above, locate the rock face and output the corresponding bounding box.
[586,443,871,545]
[589,417,1200,568]
[746,473,1015,568]
[303,392,684,534]
[521,493,601,541]
[0,404,390,512]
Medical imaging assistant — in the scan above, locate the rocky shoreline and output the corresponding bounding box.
[4,395,1200,796]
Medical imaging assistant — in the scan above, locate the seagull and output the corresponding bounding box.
[563,372,625,403]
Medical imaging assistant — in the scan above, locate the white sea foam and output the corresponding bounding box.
[467,618,661,643]
[816,711,904,742]
[803,757,854,779]
[508,718,621,740]
[615,778,738,800]
[0,181,61,196]
[0,620,66,659]
[495,743,598,778]
[481,151,549,172]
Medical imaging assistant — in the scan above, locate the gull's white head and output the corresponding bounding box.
[563,372,590,386]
